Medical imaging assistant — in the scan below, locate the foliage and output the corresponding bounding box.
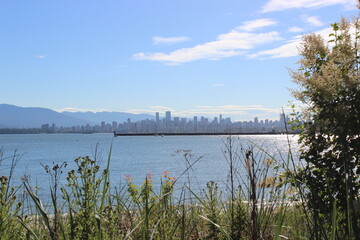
[0,150,24,240]
[291,17,360,239]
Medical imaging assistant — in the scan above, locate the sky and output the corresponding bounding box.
[0,0,358,121]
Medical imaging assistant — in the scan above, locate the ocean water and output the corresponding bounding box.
[0,134,300,192]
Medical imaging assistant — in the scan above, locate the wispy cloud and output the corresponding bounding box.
[194,105,279,113]
[127,106,174,114]
[251,38,301,59]
[252,26,334,59]
[236,18,277,32]
[35,55,47,59]
[153,36,190,45]
[212,83,225,87]
[288,26,304,33]
[56,107,110,113]
[134,21,282,64]
[150,106,174,111]
[303,16,323,27]
[262,0,355,12]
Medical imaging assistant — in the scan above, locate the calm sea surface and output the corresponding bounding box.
[0,134,300,191]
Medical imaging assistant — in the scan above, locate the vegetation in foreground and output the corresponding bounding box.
[0,140,310,240]
[1,15,360,240]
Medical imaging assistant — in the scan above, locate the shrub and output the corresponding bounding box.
[291,17,360,239]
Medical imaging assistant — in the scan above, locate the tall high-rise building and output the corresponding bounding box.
[279,113,285,124]
[155,112,160,122]
[214,117,218,124]
[112,121,118,130]
[193,116,198,123]
[279,113,286,129]
[165,111,171,122]
[219,114,223,123]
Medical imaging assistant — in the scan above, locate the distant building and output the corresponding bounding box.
[112,121,118,131]
[165,111,171,122]
[155,112,160,122]
[213,117,218,124]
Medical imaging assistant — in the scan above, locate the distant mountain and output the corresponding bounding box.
[62,111,154,125]
[0,104,93,128]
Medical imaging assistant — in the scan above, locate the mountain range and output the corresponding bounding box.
[62,111,154,125]
[0,104,154,128]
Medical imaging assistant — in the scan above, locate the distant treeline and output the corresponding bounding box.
[0,128,43,134]
[0,128,95,134]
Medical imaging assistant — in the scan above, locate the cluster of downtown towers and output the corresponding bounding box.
[43,111,290,134]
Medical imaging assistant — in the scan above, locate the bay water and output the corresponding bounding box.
[0,134,299,188]
[0,134,300,196]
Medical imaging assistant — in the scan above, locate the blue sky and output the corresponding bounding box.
[1,0,358,121]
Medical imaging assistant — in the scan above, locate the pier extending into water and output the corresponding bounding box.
[113,132,284,137]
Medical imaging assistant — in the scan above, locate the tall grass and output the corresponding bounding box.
[1,136,351,239]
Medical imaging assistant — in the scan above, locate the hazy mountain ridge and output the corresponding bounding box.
[0,104,92,128]
[62,111,154,124]
[0,104,154,128]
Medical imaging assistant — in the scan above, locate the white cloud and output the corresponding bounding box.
[127,105,280,117]
[172,105,285,121]
[123,105,300,121]
[236,18,277,32]
[303,16,323,27]
[252,39,301,59]
[262,0,355,12]
[288,26,304,33]
[212,83,225,87]
[35,55,47,59]
[150,106,174,111]
[134,24,282,64]
[253,27,334,59]
[153,36,190,45]
[127,106,174,114]
[126,109,158,114]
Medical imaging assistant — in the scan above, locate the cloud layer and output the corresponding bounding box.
[253,26,334,59]
[126,105,290,120]
[153,36,190,45]
[134,19,281,64]
[303,16,323,26]
[132,0,357,64]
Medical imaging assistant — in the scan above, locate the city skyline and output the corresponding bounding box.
[35,111,291,134]
[1,1,358,121]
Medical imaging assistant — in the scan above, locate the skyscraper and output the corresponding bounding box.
[279,113,285,124]
[165,111,171,122]
[155,112,160,122]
